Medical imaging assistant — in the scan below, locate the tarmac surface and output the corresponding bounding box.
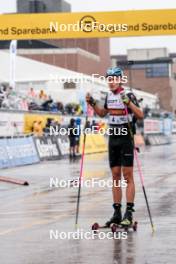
[0,141,176,264]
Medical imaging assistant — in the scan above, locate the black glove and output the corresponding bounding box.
[86,94,96,107]
[120,91,130,105]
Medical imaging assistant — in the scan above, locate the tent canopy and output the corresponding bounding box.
[0,50,88,83]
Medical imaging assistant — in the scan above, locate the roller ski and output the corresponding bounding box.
[69,153,76,160]
[91,221,138,233]
[92,203,121,232]
[119,205,137,231]
[92,203,137,233]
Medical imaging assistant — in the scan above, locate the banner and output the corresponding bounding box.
[144,119,162,134]
[0,9,176,40]
[0,139,10,168]
[146,135,170,146]
[56,134,70,156]
[0,136,39,169]
[0,133,108,168]
[144,118,174,135]
[0,112,24,137]
[172,121,176,133]
[163,118,172,136]
[34,135,61,160]
[79,134,107,154]
[24,113,61,134]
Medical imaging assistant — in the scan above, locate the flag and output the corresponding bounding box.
[77,88,87,114]
[9,40,17,89]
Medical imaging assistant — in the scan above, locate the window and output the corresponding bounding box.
[131,64,146,69]
[145,63,169,77]
[63,82,76,89]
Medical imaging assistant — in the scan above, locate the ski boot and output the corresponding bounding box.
[105,203,122,227]
[121,204,135,226]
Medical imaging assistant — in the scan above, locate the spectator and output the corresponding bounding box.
[20,96,29,111]
[68,118,77,158]
[32,120,43,136]
[91,120,98,129]
[0,84,89,117]
[43,118,53,134]
[28,87,36,98]
[75,104,83,116]
[39,90,48,100]
[41,95,53,111]
[144,105,150,118]
[6,86,15,97]
[85,120,91,129]
[57,101,64,114]
[75,117,81,155]
[0,85,6,107]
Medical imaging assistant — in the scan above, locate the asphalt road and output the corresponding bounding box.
[0,142,176,264]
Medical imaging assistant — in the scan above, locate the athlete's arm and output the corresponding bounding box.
[86,93,108,117]
[120,91,144,119]
[92,104,108,117]
[128,101,144,119]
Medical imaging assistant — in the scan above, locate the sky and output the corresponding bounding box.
[0,0,176,54]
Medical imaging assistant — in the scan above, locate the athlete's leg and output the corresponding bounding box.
[122,166,135,202]
[111,166,122,203]
[120,166,135,225]
[106,140,122,226]
[120,137,135,225]
[69,137,76,157]
[109,137,123,203]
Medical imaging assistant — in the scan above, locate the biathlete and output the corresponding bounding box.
[86,67,144,226]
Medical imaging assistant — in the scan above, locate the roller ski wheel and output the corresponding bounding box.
[133,221,138,232]
[91,222,110,229]
[110,223,117,233]
[120,221,138,232]
[91,223,117,233]
[92,222,100,232]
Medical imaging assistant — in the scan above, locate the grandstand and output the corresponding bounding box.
[0,50,159,112]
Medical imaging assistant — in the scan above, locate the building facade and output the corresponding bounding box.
[15,0,111,76]
[111,48,176,113]
[17,0,71,13]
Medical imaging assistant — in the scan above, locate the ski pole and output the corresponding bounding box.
[124,105,155,233]
[133,147,155,233]
[75,115,88,229]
